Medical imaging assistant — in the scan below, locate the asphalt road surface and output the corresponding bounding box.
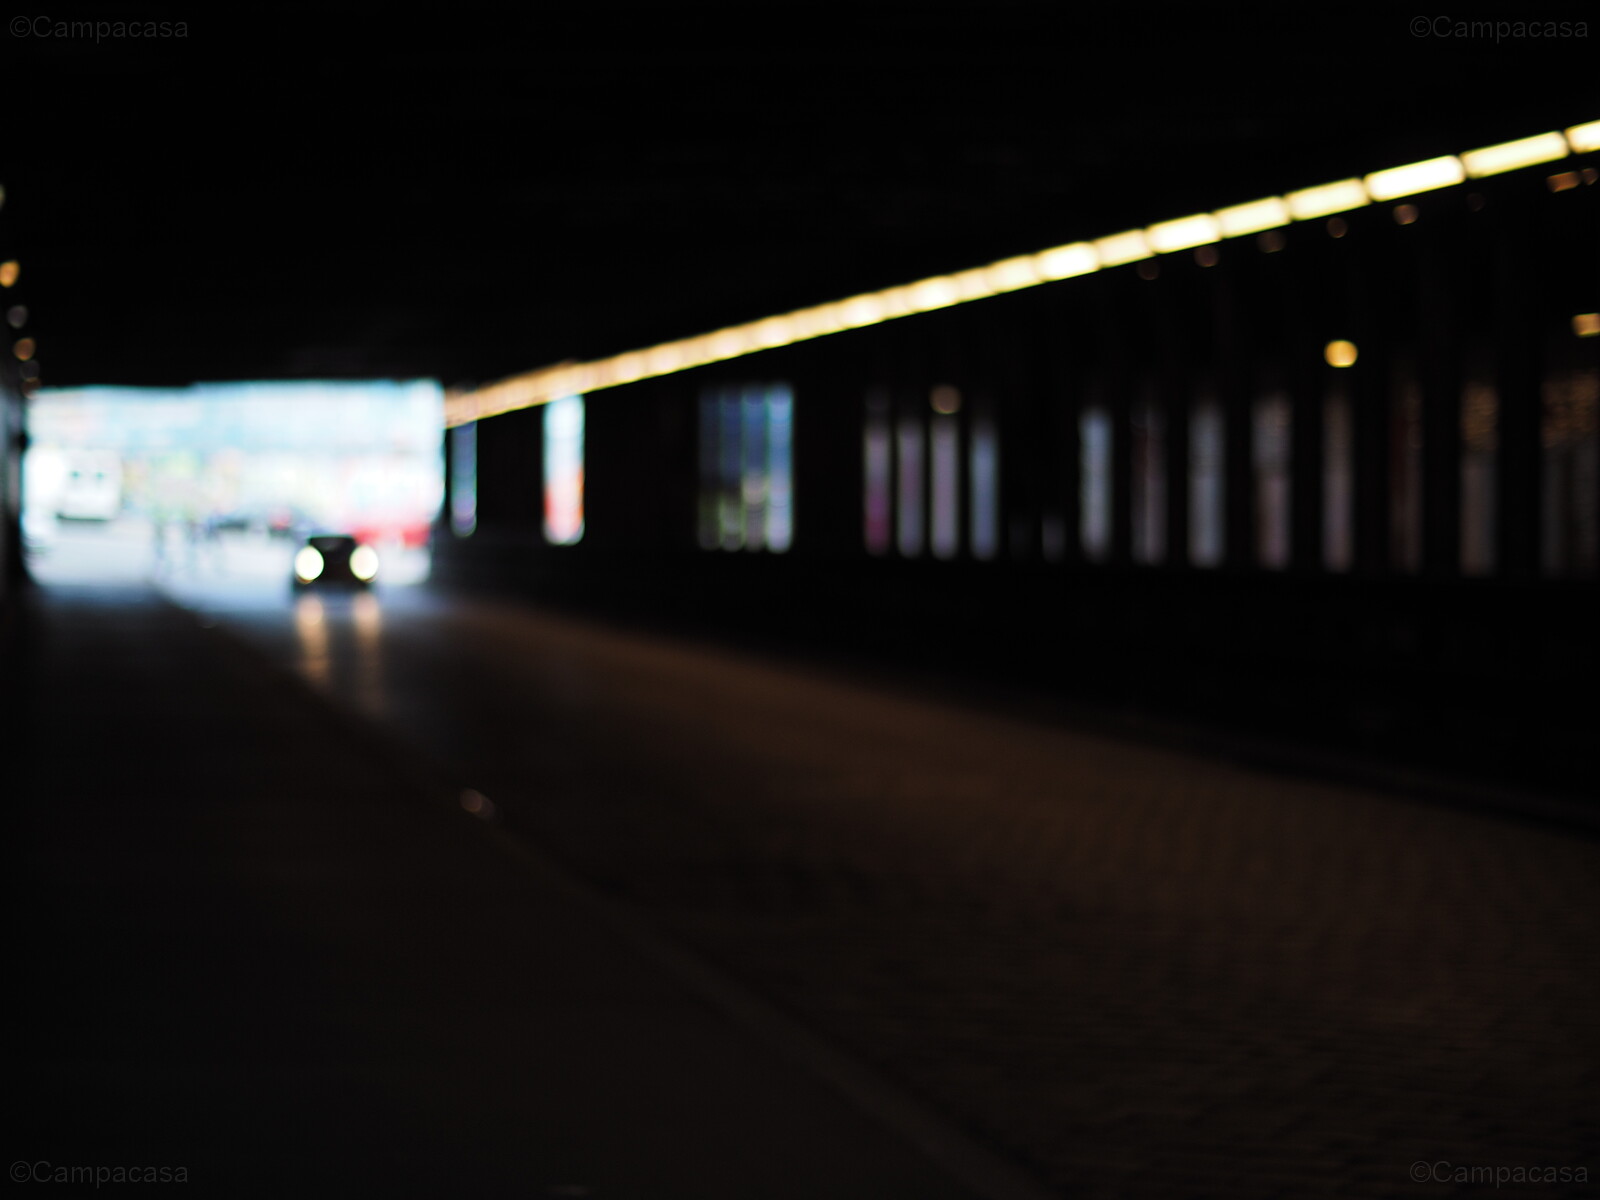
[13,577,1598,1198]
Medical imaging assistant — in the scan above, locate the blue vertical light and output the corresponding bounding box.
[450,421,477,537]
[970,415,998,561]
[896,413,924,557]
[1079,408,1110,561]
[765,385,793,552]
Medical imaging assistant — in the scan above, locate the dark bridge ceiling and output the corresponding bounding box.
[3,2,1593,389]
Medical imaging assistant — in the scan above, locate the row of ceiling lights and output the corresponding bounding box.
[446,120,1600,428]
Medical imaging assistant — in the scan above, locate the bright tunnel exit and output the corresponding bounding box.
[22,379,445,591]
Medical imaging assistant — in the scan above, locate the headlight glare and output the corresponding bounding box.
[294,546,324,582]
[350,545,379,581]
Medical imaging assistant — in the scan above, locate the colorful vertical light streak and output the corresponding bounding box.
[543,395,584,545]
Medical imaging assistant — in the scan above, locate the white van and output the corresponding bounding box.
[57,451,123,521]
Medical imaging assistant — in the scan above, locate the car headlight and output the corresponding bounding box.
[350,545,379,581]
[294,546,324,582]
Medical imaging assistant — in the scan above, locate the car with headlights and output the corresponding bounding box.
[292,534,380,590]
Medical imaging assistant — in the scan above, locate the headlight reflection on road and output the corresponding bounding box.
[293,594,330,687]
[351,591,385,717]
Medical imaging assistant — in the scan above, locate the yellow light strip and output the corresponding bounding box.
[1033,242,1099,280]
[1214,197,1291,237]
[1145,213,1221,253]
[1462,133,1571,178]
[446,121,1593,427]
[984,256,1041,293]
[1364,155,1465,201]
[1091,230,1152,267]
[1284,179,1369,220]
[1567,120,1600,153]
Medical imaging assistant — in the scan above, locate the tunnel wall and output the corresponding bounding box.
[433,152,1599,795]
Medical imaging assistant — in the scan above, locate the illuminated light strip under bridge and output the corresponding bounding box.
[446,119,1600,427]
